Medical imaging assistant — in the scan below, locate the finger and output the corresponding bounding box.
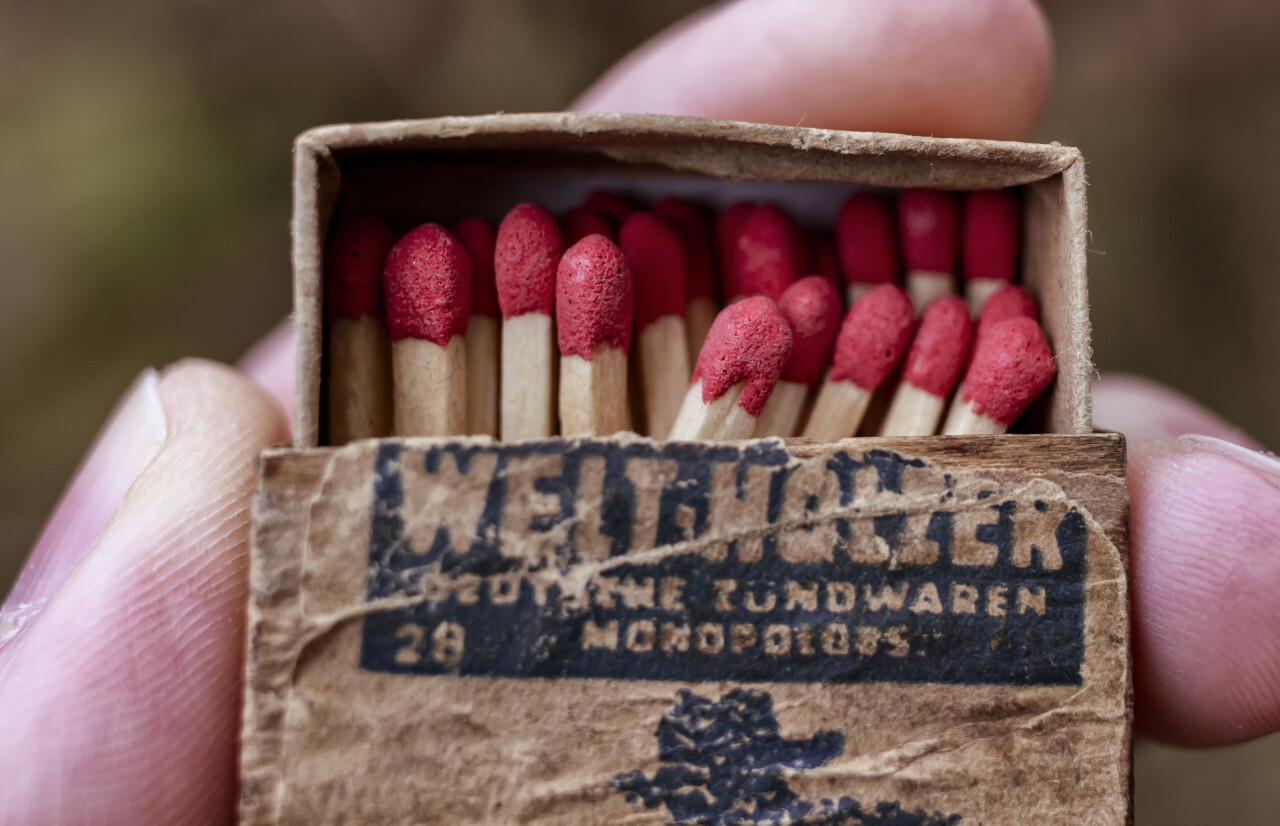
[573,0,1053,140]
[0,359,286,825]
[1,370,167,631]
[1093,374,1279,743]
[1093,372,1263,448]
[238,316,296,432]
[1126,434,1280,745]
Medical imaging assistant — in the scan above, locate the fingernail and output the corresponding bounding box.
[1,370,168,643]
[1178,434,1280,479]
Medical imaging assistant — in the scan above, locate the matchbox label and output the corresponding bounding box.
[359,439,1088,686]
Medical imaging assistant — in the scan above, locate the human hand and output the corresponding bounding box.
[0,1,1271,823]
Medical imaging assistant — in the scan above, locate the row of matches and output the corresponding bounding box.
[324,188,1056,444]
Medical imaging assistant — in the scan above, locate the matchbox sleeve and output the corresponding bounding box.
[241,434,1130,826]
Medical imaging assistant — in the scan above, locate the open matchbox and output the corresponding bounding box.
[240,114,1132,825]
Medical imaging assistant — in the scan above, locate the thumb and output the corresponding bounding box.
[0,359,286,825]
[1094,374,1280,745]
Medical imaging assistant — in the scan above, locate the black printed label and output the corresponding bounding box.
[359,439,1088,686]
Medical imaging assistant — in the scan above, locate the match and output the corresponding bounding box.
[836,192,898,306]
[324,214,395,444]
[961,189,1022,315]
[495,203,563,441]
[715,201,754,303]
[807,229,843,296]
[898,189,960,313]
[669,296,792,441]
[383,223,471,437]
[653,197,718,360]
[975,284,1040,336]
[803,284,915,441]
[754,276,842,438]
[556,235,633,436]
[452,217,500,438]
[880,294,973,436]
[729,204,805,301]
[621,212,692,439]
[942,316,1056,435]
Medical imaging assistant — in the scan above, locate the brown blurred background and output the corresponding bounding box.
[2,0,1277,821]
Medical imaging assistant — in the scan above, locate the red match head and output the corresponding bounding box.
[556,235,633,359]
[582,191,640,227]
[898,189,959,274]
[836,192,898,287]
[654,197,715,301]
[829,284,915,391]
[451,217,498,319]
[731,204,806,301]
[383,224,472,346]
[962,189,1021,283]
[694,296,793,417]
[902,295,973,397]
[776,276,842,386]
[620,212,688,331]
[715,201,755,301]
[978,284,1040,330]
[325,215,394,322]
[494,203,564,319]
[563,207,613,245]
[962,316,1056,426]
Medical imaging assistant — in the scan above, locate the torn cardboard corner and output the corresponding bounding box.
[241,434,1131,826]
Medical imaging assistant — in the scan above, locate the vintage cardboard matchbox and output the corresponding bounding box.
[239,114,1131,825]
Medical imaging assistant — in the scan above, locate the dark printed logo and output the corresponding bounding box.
[614,689,961,825]
[360,440,1089,685]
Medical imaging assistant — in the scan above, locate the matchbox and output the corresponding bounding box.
[241,114,1130,826]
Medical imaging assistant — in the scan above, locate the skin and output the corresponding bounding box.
[0,1,1274,821]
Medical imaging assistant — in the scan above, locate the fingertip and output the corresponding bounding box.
[574,0,1053,140]
[1093,373,1263,449]
[158,357,289,449]
[238,317,296,433]
[1129,435,1280,745]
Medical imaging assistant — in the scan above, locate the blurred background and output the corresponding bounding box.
[2,0,1278,820]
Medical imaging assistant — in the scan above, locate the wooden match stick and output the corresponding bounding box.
[620,212,692,439]
[556,235,633,436]
[803,284,914,441]
[452,217,500,438]
[754,276,841,438]
[881,295,973,436]
[653,197,718,361]
[962,188,1022,315]
[898,189,960,314]
[715,201,754,304]
[728,204,805,302]
[669,296,792,441]
[563,207,613,245]
[324,215,395,444]
[383,224,471,437]
[495,203,564,441]
[943,316,1056,435]
[836,192,899,306]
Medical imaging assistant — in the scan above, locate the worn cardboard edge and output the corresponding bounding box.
[1061,160,1092,434]
[290,113,1089,448]
[295,113,1083,183]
